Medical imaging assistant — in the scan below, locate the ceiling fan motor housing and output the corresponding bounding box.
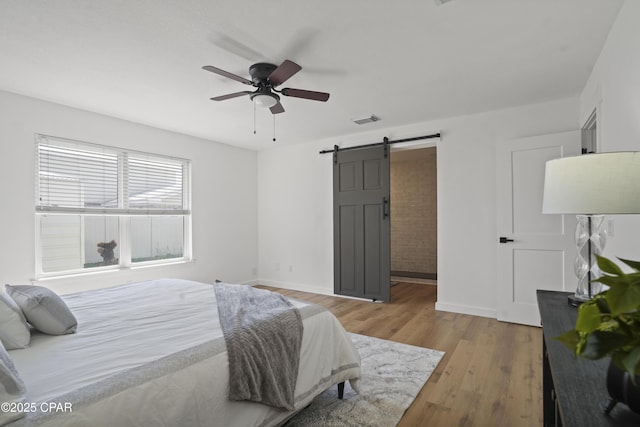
[249,63,278,85]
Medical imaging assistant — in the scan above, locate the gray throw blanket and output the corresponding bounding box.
[214,283,303,411]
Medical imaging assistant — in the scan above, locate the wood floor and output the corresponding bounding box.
[259,281,543,427]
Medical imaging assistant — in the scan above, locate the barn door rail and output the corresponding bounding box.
[319,133,441,163]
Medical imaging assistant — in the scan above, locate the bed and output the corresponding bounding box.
[5,279,361,426]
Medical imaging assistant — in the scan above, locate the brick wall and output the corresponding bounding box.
[390,147,437,276]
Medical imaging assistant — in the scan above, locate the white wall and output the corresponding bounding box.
[0,90,258,294]
[580,0,640,261]
[257,97,579,316]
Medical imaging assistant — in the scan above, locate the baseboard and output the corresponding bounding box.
[256,279,373,302]
[391,271,437,280]
[435,301,496,319]
[257,279,335,297]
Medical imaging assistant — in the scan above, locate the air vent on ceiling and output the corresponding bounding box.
[352,115,380,125]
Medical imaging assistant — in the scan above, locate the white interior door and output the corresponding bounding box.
[496,131,580,326]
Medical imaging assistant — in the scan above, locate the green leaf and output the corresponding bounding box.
[581,331,631,360]
[619,257,640,272]
[575,301,602,333]
[606,276,640,315]
[594,296,611,314]
[597,319,621,333]
[593,275,621,288]
[555,330,580,354]
[597,256,624,275]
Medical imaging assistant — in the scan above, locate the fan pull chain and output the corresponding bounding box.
[273,115,276,142]
[253,103,257,135]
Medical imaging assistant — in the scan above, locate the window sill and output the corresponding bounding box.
[34,259,194,281]
[129,258,194,270]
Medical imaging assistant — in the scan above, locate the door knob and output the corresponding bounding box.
[499,237,514,244]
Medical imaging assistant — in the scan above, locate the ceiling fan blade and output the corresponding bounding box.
[202,65,253,85]
[281,88,330,102]
[210,33,263,62]
[210,91,252,101]
[270,102,285,114]
[268,60,302,86]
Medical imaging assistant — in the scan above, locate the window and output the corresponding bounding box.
[35,134,191,276]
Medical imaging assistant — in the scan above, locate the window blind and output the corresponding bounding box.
[126,154,185,211]
[36,135,189,215]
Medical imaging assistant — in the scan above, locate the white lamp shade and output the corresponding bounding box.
[253,93,278,108]
[542,152,640,214]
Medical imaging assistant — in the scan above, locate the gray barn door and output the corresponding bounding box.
[333,145,390,301]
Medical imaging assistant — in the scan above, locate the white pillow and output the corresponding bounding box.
[6,285,77,335]
[0,340,27,425]
[0,293,30,349]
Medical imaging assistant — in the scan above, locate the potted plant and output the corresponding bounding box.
[558,255,640,414]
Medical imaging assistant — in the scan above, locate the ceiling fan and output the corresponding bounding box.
[202,60,330,114]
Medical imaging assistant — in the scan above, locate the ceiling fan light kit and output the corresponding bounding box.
[251,92,279,108]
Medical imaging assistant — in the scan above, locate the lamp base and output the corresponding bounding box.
[573,214,606,302]
[567,294,586,307]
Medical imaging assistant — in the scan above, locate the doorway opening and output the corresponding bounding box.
[390,146,437,286]
[582,109,597,154]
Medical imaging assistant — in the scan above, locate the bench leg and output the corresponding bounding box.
[337,381,345,399]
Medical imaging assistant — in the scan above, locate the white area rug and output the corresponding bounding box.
[285,333,444,426]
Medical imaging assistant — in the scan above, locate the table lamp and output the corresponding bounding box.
[542,152,640,306]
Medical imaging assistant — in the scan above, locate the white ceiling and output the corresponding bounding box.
[0,0,623,150]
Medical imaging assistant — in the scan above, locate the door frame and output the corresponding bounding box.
[495,131,581,326]
[388,142,439,283]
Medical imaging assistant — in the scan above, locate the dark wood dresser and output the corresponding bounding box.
[537,290,640,426]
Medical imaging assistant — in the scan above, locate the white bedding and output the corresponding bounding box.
[8,279,360,426]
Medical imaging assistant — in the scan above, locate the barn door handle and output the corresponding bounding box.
[499,237,514,243]
[382,197,389,219]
